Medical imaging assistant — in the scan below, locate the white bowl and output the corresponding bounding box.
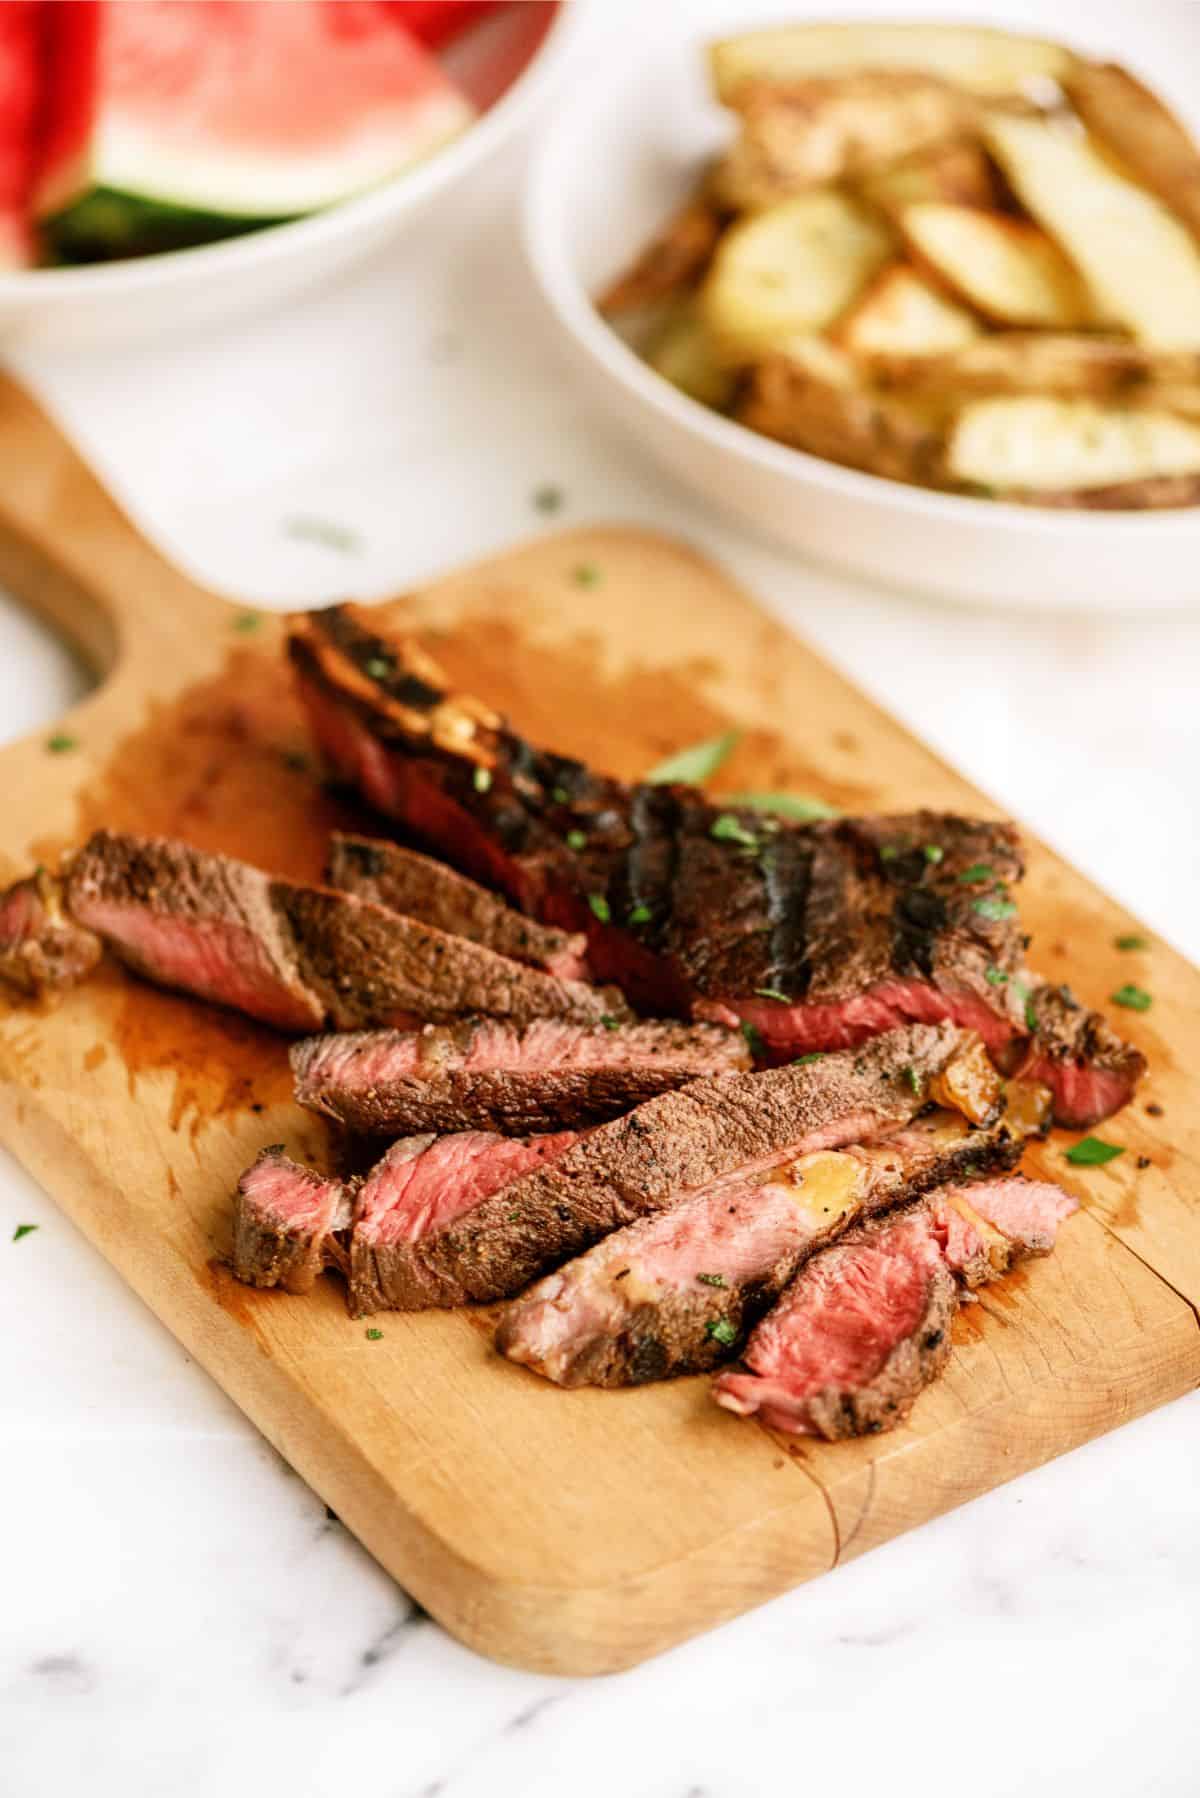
[0,1,581,352]
[524,0,1200,610]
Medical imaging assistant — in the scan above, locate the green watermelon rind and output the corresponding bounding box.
[41,187,286,264]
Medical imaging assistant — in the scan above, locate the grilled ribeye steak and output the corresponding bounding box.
[233,1147,353,1294]
[497,1106,1023,1388]
[714,1176,1077,1438]
[334,1023,971,1308]
[326,833,588,981]
[0,868,101,996]
[288,606,1143,1125]
[290,1016,750,1135]
[65,830,626,1032]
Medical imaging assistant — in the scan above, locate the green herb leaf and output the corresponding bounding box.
[627,904,652,926]
[923,843,944,864]
[232,611,261,634]
[566,828,587,851]
[722,791,839,820]
[958,863,994,884]
[12,1223,37,1243]
[644,729,741,786]
[973,896,1017,921]
[572,562,602,588]
[365,1327,384,1340]
[45,733,77,754]
[754,987,790,1004]
[472,766,492,794]
[1110,983,1152,1012]
[794,1052,825,1066]
[587,893,611,923]
[285,516,360,554]
[711,814,758,848]
[696,1273,727,1288]
[552,785,570,805]
[1065,1136,1125,1167]
[706,1318,738,1347]
[599,1014,622,1031]
[879,845,899,862]
[740,1021,765,1058]
[984,965,1009,986]
[902,1065,922,1096]
[364,655,392,681]
[1024,995,1039,1031]
[533,484,564,514]
[1114,933,1149,952]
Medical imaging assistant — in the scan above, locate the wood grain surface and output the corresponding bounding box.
[0,377,1196,1674]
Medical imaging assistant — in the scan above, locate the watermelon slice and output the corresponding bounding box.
[390,3,504,50]
[0,2,43,269]
[37,1,477,262]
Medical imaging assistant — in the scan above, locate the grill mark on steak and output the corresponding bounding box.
[232,1146,353,1293]
[290,1016,751,1135]
[713,1175,1078,1438]
[64,830,627,1033]
[288,607,1143,1125]
[353,1023,970,1308]
[0,868,101,997]
[496,1107,1023,1388]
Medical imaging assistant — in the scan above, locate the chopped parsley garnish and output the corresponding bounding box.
[1110,983,1152,1012]
[532,484,564,514]
[552,785,571,805]
[973,896,1017,921]
[600,1015,622,1031]
[710,814,758,848]
[644,729,740,786]
[902,1065,922,1095]
[12,1223,37,1242]
[1065,1136,1125,1167]
[1023,993,1039,1031]
[572,561,603,587]
[45,733,77,754]
[285,516,360,553]
[566,828,587,851]
[627,903,652,925]
[958,863,994,885]
[755,987,790,1004]
[723,791,839,820]
[365,655,393,681]
[985,965,1008,986]
[232,611,261,633]
[365,1328,384,1340]
[696,1273,727,1288]
[472,766,492,793]
[740,1021,765,1058]
[879,845,899,862]
[923,844,944,864]
[1115,933,1149,952]
[706,1318,738,1346]
[587,893,611,923]
[794,1052,825,1066]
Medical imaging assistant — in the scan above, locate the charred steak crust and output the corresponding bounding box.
[326,833,588,980]
[289,1017,751,1134]
[495,1112,1022,1388]
[0,868,102,997]
[370,1022,967,1307]
[65,830,626,1033]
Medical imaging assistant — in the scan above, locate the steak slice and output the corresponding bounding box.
[326,833,589,981]
[290,1016,751,1135]
[232,1146,353,1294]
[352,1022,971,1308]
[348,1129,579,1315]
[65,830,627,1032]
[0,868,102,997]
[496,1106,1023,1387]
[1014,981,1146,1129]
[713,1176,1077,1438]
[288,606,1141,1124]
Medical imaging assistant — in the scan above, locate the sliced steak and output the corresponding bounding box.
[326,832,589,981]
[288,606,1141,1124]
[713,1176,1077,1438]
[352,1022,970,1308]
[496,1105,1023,1387]
[290,1016,750,1135]
[232,1146,353,1294]
[0,868,102,996]
[348,1129,579,1315]
[1014,981,1147,1129]
[65,830,627,1032]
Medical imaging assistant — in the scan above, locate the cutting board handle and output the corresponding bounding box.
[0,376,228,678]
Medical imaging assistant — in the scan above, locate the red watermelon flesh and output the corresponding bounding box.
[390,3,504,50]
[36,0,477,225]
[0,2,43,268]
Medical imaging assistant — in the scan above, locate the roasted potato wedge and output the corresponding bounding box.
[998,474,1200,510]
[870,334,1200,400]
[644,303,737,409]
[599,190,723,317]
[947,396,1200,494]
[984,113,1200,349]
[1065,61,1200,244]
[835,263,981,356]
[710,22,1074,104]
[739,339,946,483]
[701,190,892,364]
[900,203,1097,328]
[858,139,999,216]
[712,71,977,209]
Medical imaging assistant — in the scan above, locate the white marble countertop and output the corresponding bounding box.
[2,31,1199,1794]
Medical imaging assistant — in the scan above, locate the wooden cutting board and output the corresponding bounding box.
[1,378,1196,1676]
